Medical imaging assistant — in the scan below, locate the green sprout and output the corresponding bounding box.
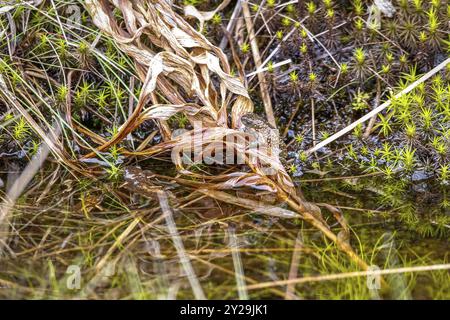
[364,156,379,173]
[360,145,369,156]
[381,64,391,74]
[353,123,363,139]
[267,61,274,73]
[184,0,201,5]
[351,90,370,111]
[431,137,447,156]
[381,165,396,180]
[354,19,364,32]
[289,164,298,174]
[385,52,394,63]
[299,151,308,162]
[320,131,330,140]
[212,13,222,25]
[57,85,69,103]
[300,28,308,39]
[438,164,449,183]
[420,107,434,130]
[300,43,308,54]
[323,0,333,9]
[431,0,440,7]
[377,113,393,136]
[399,54,408,65]
[286,4,295,14]
[37,34,49,51]
[3,113,14,122]
[326,8,334,19]
[353,0,363,16]
[295,135,304,144]
[419,31,427,43]
[289,71,299,83]
[74,81,93,108]
[353,47,366,66]
[267,0,276,9]
[282,17,291,27]
[106,164,121,181]
[109,144,122,162]
[96,88,110,109]
[381,142,393,160]
[404,123,416,139]
[401,146,416,172]
[427,8,440,35]
[307,2,317,14]
[57,39,69,62]
[276,30,284,40]
[240,43,250,54]
[347,144,358,160]
[412,0,423,13]
[340,62,348,74]
[28,140,40,157]
[13,117,31,141]
[77,41,91,61]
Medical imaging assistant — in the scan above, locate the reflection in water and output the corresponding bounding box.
[0,163,448,299]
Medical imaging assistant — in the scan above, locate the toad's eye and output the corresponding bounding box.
[241,117,250,126]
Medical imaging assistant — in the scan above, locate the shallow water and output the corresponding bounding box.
[0,161,448,299]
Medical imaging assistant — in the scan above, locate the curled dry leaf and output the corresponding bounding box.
[184,0,232,31]
[83,0,287,187]
[82,0,369,270]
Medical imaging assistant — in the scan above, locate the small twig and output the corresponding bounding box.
[246,59,292,78]
[245,263,450,290]
[228,225,249,300]
[275,0,298,8]
[285,232,303,300]
[219,0,242,50]
[157,191,206,300]
[242,0,276,127]
[311,98,316,147]
[95,217,141,272]
[363,78,381,138]
[282,99,302,138]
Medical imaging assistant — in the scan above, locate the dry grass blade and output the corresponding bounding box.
[228,226,249,300]
[157,191,206,300]
[241,0,276,127]
[95,217,141,272]
[245,264,450,290]
[285,233,304,300]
